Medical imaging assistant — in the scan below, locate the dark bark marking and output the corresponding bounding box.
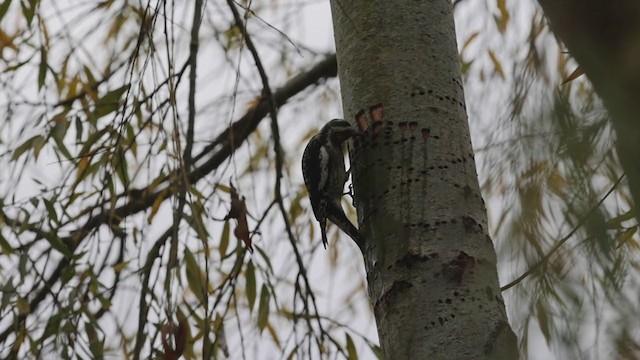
[421,128,430,140]
[461,215,477,232]
[372,122,385,134]
[355,109,368,132]
[441,251,475,284]
[396,250,439,267]
[379,280,414,310]
[369,103,383,121]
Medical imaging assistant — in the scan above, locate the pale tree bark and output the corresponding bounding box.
[330,1,518,359]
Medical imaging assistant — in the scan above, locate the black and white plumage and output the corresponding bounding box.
[302,119,363,249]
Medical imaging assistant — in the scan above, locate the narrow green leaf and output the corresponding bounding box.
[94,85,129,119]
[254,246,273,272]
[3,59,30,73]
[246,261,256,312]
[50,112,69,139]
[219,221,230,258]
[113,147,129,186]
[84,65,97,88]
[18,253,27,277]
[536,300,551,342]
[43,198,59,226]
[286,345,300,360]
[460,60,474,76]
[186,201,209,242]
[112,260,130,273]
[85,321,104,359]
[16,297,29,314]
[346,334,358,360]
[213,313,223,332]
[20,0,35,26]
[606,210,636,229]
[1,281,14,309]
[42,313,64,339]
[75,116,83,141]
[11,135,43,161]
[0,233,13,254]
[0,0,12,21]
[257,284,270,332]
[43,232,72,257]
[125,123,136,156]
[212,313,226,357]
[370,344,383,359]
[32,135,45,159]
[77,127,109,158]
[38,46,47,89]
[184,248,206,304]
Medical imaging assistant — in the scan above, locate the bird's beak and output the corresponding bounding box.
[337,127,363,142]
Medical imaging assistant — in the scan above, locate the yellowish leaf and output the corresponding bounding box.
[488,50,505,79]
[562,67,585,85]
[77,157,89,181]
[147,189,167,224]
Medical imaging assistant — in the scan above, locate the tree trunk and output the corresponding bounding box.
[330,1,518,359]
[537,0,640,213]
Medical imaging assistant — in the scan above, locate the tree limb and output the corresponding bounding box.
[0,54,337,346]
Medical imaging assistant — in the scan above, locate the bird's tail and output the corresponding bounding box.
[326,202,362,250]
[320,218,328,249]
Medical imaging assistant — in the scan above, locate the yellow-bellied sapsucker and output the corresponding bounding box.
[302,119,363,249]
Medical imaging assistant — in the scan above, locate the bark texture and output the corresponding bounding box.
[330,0,518,359]
[538,0,640,211]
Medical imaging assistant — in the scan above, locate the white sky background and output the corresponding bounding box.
[0,0,579,358]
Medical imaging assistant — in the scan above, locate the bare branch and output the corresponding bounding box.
[0,54,337,346]
[501,173,625,291]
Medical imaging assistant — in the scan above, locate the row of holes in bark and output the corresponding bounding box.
[400,217,484,233]
[365,189,466,218]
[355,127,440,144]
[355,119,431,133]
[351,155,472,182]
[409,76,465,103]
[352,151,474,168]
[362,181,480,214]
[408,90,465,109]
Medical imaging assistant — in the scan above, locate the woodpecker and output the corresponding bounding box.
[302,119,363,249]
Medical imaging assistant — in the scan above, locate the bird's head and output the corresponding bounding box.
[321,119,363,144]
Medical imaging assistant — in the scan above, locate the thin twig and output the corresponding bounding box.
[183,0,202,170]
[132,227,171,360]
[0,55,337,345]
[501,173,625,291]
[227,0,327,355]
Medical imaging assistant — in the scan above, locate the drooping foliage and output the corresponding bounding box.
[0,0,638,359]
